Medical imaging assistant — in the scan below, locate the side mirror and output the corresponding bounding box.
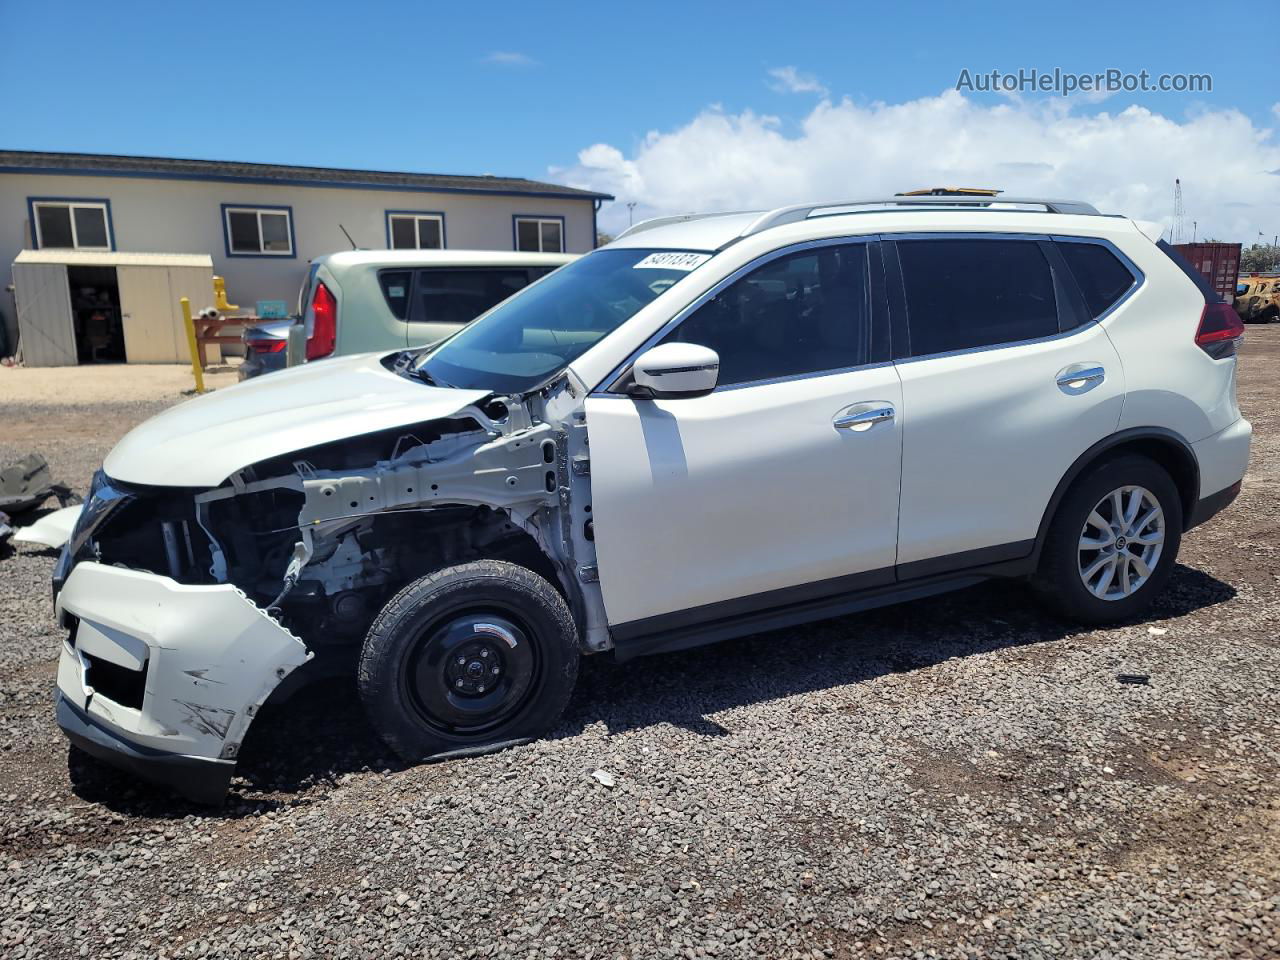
[631,342,719,398]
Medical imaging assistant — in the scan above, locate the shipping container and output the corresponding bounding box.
[1172,242,1241,303]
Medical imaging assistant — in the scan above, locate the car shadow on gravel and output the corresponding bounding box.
[561,562,1237,739]
[65,562,1234,817]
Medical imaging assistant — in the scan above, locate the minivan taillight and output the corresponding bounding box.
[306,281,337,360]
[1195,302,1244,359]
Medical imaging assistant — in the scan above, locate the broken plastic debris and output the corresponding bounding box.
[1116,673,1151,685]
[12,504,82,549]
[591,769,616,788]
[1147,626,1168,636]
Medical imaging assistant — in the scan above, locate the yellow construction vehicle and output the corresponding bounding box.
[1235,275,1280,323]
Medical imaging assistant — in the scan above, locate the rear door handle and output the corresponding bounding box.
[1056,364,1106,393]
[834,403,895,431]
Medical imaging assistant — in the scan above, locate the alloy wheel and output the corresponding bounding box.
[1077,485,1166,600]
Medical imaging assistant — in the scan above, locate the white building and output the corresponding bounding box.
[0,150,611,362]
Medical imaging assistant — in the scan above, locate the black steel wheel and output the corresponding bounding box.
[358,560,579,762]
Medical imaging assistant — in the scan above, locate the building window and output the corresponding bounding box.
[30,199,112,250]
[514,216,565,253]
[222,204,295,257]
[387,212,445,250]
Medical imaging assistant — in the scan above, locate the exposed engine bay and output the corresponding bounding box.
[63,373,610,675]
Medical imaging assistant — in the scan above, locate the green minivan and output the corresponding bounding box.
[244,249,576,378]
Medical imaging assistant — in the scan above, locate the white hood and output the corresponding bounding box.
[104,353,490,487]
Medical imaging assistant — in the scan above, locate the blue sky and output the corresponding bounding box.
[4,0,1277,238]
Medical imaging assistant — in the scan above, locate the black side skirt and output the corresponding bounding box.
[612,540,1036,661]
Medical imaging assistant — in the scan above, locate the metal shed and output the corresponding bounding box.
[12,250,214,366]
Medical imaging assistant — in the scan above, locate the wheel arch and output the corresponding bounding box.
[1031,427,1199,565]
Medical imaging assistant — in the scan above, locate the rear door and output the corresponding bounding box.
[403,267,551,347]
[886,234,1128,574]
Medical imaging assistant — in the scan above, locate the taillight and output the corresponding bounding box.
[247,339,286,354]
[1195,302,1244,359]
[306,281,337,360]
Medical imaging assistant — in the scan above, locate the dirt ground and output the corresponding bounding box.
[0,329,1277,958]
[0,361,242,406]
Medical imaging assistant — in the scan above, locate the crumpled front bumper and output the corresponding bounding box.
[55,561,311,803]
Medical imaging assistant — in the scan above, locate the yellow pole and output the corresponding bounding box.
[180,297,205,394]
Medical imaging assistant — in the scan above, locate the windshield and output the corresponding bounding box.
[415,248,711,392]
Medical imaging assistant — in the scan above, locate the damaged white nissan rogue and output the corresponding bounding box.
[53,195,1251,802]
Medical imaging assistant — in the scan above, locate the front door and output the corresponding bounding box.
[587,239,903,630]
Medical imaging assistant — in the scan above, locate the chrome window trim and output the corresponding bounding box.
[1050,235,1146,323]
[893,319,1103,366]
[593,234,880,396]
[589,358,898,400]
[886,231,1145,364]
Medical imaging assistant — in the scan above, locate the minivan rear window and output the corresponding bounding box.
[409,268,537,327]
[1057,241,1136,318]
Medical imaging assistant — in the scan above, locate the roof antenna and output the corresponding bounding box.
[338,223,359,250]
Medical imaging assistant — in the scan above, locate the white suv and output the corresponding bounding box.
[52,195,1251,802]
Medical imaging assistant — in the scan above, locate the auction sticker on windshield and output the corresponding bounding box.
[632,252,712,271]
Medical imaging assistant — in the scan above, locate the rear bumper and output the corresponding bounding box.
[57,691,233,804]
[1188,417,1251,530]
[1188,480,1242,531]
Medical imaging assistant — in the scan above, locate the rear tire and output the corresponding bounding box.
[358,560,579,763]
[1032,455,1183,624]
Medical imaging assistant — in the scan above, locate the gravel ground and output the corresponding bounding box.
[1,330,1277,959]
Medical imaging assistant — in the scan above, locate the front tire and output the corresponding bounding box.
[358,560,579,763]
[1033,455,1183,624]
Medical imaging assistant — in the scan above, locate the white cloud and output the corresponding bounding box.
[482,51,538,67]
[767,66,828,97]
[553,90,1280,241]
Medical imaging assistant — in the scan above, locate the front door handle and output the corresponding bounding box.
[1056,364,1106,393]
[834,404,896,431]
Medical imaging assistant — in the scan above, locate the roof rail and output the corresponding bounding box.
[614,211,754,241]
[740,195,1101,238]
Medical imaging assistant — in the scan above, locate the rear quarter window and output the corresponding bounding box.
[1057,241,1137,318]
[379,270,412,320]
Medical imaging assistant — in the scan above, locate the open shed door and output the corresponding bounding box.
[11,262,75,366]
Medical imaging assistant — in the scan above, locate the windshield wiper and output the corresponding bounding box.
[416,367,453,389]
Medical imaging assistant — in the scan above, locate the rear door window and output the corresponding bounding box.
[896,238,1058,356]
[409,268,537,327]
[1057,241,1137,318]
